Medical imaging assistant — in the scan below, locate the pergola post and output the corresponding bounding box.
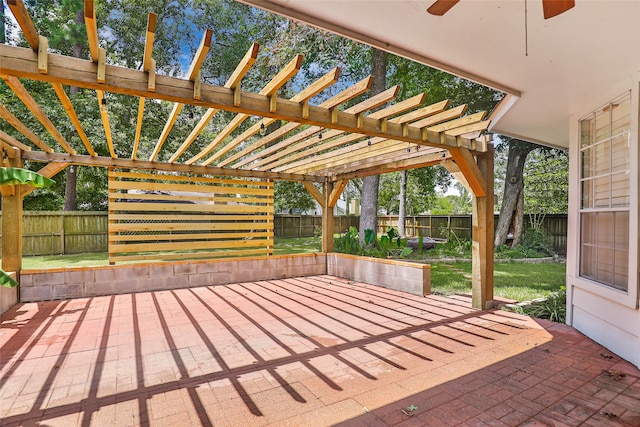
[471,144,494,309]
[321,180,334,253]
[1,148,23,296]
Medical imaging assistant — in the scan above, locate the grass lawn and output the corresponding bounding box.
[21,237,323,269]
[21,236,566,302]
[430,261,566,302]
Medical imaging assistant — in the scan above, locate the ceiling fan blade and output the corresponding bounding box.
[427,0,460,16]
[542,0,575,19]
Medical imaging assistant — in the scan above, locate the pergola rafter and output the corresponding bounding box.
[0,2,496,309]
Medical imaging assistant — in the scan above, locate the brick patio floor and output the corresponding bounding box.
[1,275,639,426]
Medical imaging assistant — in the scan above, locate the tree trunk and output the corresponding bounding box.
[64,9,84,211]
[398,170,407,237]
[359,48,387,245]
[494,139,536,247]
[512,188,525,247]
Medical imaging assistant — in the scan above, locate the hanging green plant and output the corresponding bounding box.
[0,167,55,188]
[0,270,18,288]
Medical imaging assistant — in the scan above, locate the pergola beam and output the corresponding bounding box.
[150,102,183,161]
[343,85,399,115]
[132,97,145,159]
[0,44,487,152]
[187,29,213,82]
[149,29,212,161]
[201,67,340,166]
[96,89,116,158]
[51,83,97,156]
[268,133,367,172]
[133,12,158,160]
[281,137,414,174]
[249,90,422,171]
[21,150,326,183]
[186,54,304,165]
[20,162,69,197]
[7,0,39,50]
[142,13,157,72]
[427,111,486,133]
[0,104,52,152]
[388,100,450,124]
[237,125,326,169]
[168,43,260,163]
[368,93,426,120]
[333,150,448,181]
[0,129,32,152]
[226,76,374,169]
[84,0,99,62]
[1,75,76,154]
[227,42,260,90]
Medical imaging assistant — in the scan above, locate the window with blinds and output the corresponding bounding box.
[579,92,631,291]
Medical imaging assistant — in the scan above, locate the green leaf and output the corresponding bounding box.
[0,168,55,188]
[364,229,377,246]
[1,270,18,288]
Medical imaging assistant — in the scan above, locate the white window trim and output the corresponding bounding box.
[568,84,639,310]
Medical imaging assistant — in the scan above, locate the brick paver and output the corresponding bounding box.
[1,275,638,426]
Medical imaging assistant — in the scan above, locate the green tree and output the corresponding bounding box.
[494,137,537,247]
[524,149,568,214]
[358,48,387,245]
[274,180,316,214]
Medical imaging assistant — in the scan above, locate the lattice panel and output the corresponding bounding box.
[108,169,273,264]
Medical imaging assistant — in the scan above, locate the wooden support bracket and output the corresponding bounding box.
[330,108,338,124]
[448,147,487,197]
[269,94,277,113]
[97,48,106,83]
[148,59,156,92]
[328,179,347,208]
[380,118,388,133]
[233,86,242,106]
[193,69,201,100]
[303,181,325,207]
[37,35,48,74]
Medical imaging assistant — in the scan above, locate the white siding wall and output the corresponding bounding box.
[567,78,640,369]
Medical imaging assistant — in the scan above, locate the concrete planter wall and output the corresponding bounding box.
[327,253,431,296]
[19,253,326,302]
[15,252,430,305]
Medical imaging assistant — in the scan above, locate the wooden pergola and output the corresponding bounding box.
[0,0,494,309]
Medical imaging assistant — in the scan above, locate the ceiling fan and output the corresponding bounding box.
[427,0,575,19]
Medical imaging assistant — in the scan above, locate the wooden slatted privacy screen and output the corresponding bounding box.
[108,169,274,264]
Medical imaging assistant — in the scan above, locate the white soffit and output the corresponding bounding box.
[239,0,640,150]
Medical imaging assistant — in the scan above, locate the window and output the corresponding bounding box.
[579,92,631,291]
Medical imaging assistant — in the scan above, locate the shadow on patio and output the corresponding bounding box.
[1,275,639,426]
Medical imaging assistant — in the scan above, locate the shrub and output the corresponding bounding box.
[334,226,362,255]
[522,227,555,256]
[511,287,567,323]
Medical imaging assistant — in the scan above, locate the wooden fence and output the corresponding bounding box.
[0,212,568,256]
[0,211,108,256]
[274,214,568,255]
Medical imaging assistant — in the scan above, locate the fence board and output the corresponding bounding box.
[107,169,274,264]
[1,212,568,256]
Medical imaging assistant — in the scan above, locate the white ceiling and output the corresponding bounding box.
[238,0,640,149]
